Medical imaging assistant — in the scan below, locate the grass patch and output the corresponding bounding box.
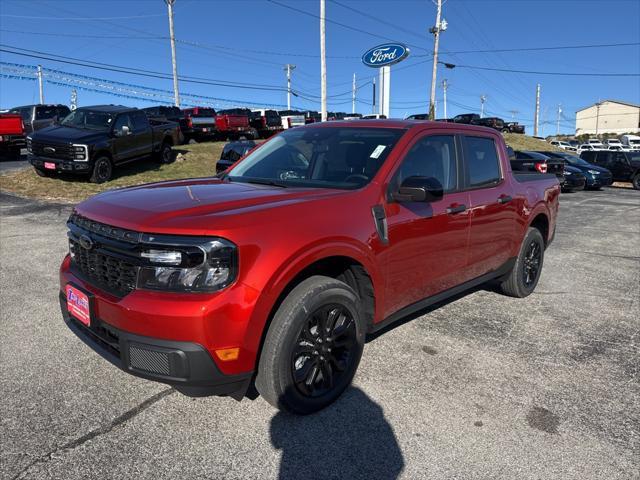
[502,133,561,152]
[0,142,226,203]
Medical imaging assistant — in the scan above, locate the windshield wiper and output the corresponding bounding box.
[244,178,288,188]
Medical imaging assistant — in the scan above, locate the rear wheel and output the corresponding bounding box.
[156,142,173,164]
[90,156,113,183]
[500,227,545,298]
[255,276,364,415]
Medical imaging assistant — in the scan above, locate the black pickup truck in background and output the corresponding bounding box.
[9,104,71,135]
[475,117,505,131]
[451,113,481,125]
[503,121,525,134]
[141,105,189,144]
[28,105,179,183]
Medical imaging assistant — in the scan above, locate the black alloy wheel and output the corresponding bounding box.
[90,156,113,184]
[522,240,542,287]
[291,305,358,398]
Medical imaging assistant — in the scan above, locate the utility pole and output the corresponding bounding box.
[320,0,327,121]
[70,88,77,110]
[508,109,519,120]
[284,64,296,110]
[480,94,487,118]
[595,101,602,136]
[165,0,180,107]
[428,0,446,120]
[534,83,541,137]
[441,79,448,119]
[37,65,44,104]
[556,104,562,136]
[352,73,356,114]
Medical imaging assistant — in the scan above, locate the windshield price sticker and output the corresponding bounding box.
[370,145,387,159]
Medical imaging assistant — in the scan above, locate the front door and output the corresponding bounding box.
[111,114,137,163]
[382,133,470,317]
[609,152,634,181]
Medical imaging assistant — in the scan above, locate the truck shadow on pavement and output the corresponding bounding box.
[270,387,404,480]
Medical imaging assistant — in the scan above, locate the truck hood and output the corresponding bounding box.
[30,125,106,143]
[75,178,343,234]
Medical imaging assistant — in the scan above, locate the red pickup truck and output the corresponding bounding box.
[59,120,559,414]
[0,113,25,159]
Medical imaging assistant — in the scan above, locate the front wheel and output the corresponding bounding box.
[90,156,113,183]
[632,174,640,190]
[499,227,545,298]
[34,167,54,178]
[255,276,364,415]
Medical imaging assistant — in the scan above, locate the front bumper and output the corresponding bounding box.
[60,291,252,399]
[561,175,586,190]
[29,154,91,173]
[585,174,613,187]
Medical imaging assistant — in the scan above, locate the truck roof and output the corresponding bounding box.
[76,105,136,113]
[305,119,503,135]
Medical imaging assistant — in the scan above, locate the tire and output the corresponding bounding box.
[501,129,509,134]
[632,174,640,190]
[34,167,54,178]
[157,142,174,164]
[500,227,545,298]
[255,275,365,415]
[90,156,113,184]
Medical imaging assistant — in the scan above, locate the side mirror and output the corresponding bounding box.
[120,125,131,136]
[393,176,444,203]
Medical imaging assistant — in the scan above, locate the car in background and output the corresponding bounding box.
[537,150,613,189]
[512,150,584,191]
[278,110,306,129]
[620,134,640,151]
[27,105,180,183]
[0,113,25,159]
[577,144,597,153]
[9,104,71,136]
[451,113,480,125]
[343,113,363,120]
[549,140,574,151]
[250,109,283,138]
[502,122,525,134]
[361,114,387,119]
[568,140,580,149]
[587,138,605,150]
[142,106,188,144]
[303,111,321,124]
[475,117,505,131]
[215,108,257,140]
[181,107,218,142]
[216,139,256,174]
[406,113,429,120]
[580,149,640,189]
[604,138,623,148]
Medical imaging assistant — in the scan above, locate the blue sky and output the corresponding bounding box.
[1,0,639,134]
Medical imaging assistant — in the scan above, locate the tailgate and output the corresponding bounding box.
[0,115,24,136]
[225,115,249,128]
[190,117,216,126]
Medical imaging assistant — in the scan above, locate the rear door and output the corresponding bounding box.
[463,134,519,279]
[382,132,470,316]
[130,110,153,157]
[608,152,634,181]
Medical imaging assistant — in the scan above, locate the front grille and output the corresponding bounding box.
[31,140,73,160]
[129,345,171,376]
[70,239,138,295]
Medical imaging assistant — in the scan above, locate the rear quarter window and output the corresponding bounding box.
[463,136,501,187]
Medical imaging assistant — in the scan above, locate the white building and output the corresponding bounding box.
[575,100,639,136]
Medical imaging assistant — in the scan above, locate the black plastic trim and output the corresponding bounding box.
[370,257,516,333]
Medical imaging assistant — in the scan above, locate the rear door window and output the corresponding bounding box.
[131,111,149,132]
[463,136,501,187]
[34,106,59,120]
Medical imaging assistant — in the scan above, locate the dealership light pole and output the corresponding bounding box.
[352,73,356,114]
[534,83,541,137]
[285,64,296,110]
[428,0,446,120]
[320,0,327,121]
[480,94,487,118]
[37,65,44,104]
[441,79,448,120]
[165,0,180,107]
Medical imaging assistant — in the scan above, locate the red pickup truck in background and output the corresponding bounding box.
[181,107,218,142]
[0,113,25,159]
[59,120,559,414]
[215,108,257,140]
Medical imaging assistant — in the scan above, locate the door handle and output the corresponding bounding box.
[497,195,513,204]
[446,204,467,214]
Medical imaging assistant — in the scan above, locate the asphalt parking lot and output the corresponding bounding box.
[0,187,638,480]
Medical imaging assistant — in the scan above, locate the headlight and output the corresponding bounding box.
[72,144,88,161]
[587,169,600,175]
[137,236,237,293]
[564,171,572,175]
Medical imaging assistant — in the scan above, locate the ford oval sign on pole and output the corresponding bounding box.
[362,43,410,68]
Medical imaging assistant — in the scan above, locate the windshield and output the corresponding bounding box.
[227,127,405,189]
[561,154,590,166]
[60,109,114,131]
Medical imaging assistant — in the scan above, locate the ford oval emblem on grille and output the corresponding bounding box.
[79,234,94,250]
[44,146,56,154]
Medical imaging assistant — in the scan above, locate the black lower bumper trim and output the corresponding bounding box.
[59,293,252,399]
[30,155,91,173]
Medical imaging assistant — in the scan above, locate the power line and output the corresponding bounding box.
[0,13,166,20]
[451,63,640,77]
[414,41,640,56]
